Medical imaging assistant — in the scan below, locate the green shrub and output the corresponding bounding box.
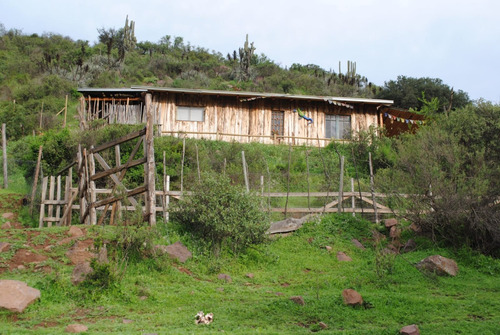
[171,173,269,256]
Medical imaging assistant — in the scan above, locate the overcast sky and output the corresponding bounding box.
[1,0,499,102]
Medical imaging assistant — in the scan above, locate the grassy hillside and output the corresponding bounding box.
[0,213,499,334]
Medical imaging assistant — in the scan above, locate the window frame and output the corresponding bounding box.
[271,110,285,136]
[176,106,205,122]
[325,114,351,140]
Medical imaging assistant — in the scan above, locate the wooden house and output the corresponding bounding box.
[77,86,414,146]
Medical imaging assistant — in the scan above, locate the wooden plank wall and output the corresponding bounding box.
[154,92,381,146]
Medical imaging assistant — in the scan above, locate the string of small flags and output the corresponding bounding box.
[384,112,425,125]
[324,99,354,109]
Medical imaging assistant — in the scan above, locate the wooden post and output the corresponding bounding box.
[306,149,311,210]
[2,124,7,189]
[38,176,48,228]
[63,94,68,128]
[63,167,72,226]
[338,155,344,213]
[351,178,355,217]
[260,175,264,197]
[284,144,291,218]
[145,93,156,226]
[89,148,97,225]
[39,102,44,130]
[165,175,170,222]
[30,145,43,215]
[180,137,186,192]
[55,175,62,224]
[369,152,379,223]
[47,176,55,227]
[242,151,249,193]
[195,143,201,183]
[163,151,167,221]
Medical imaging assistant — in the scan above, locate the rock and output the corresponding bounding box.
[1,222,12,229]
[319,322,328,329]
[65,239,95,265]
[71,262,93,285]
[290,296,305,306]
[409,223,421,233]
[386,243,400,254]
[400,324,420,335]
[325,245,333,252]
[67,226,84,237]
[122,318,134,324]
[384,218,398,228]
[390,226,402,239]
[372,229,386,244]
[139,295,148,300]
[245,273,254,279]
[2,213,15,220]
[342,289,363,306]
[402,239,417,253]
[0,280,41,313]
[351,239,365,250]
[97,244,108,264]
[337,252,352,262]
[267,217,307,234]
[154,241,192,263]
[0,242,10,252]
[416,255,458,276]
[217,273,232,283]
[17,265,25,270]
[65,324,88,333]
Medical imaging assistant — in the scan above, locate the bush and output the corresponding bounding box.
[171,173,269,256]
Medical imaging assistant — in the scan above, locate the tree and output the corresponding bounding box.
[376,76,470,111]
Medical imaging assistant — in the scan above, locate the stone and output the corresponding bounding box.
[402,239,417,253]
[409,223,421,233]
[67,226,84,238]
[65,239,95,265]
[390,226,402,239]
[319,322,328,329]
[0,242,10,252]
[65,324,88,333]
[245,273,254,279]
[217,273,232,283]
[0,280,41,313]
[97,244,108,264]
[337,252,352,262]
[1,222,12,229]
[325,245,333,251]
[71,262,93,285]
[342,289,363,306]
[416,255,458,276]
[384,218,398,228]
[2,213,15,220]
[267,217,307,234]
[351,239,366,250]
[290,296,305,306]
[154,241,192,263]
[372,229,386,244]
[400,324,420,335]
[122,319,134,324]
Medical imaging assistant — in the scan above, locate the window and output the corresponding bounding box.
[325,114,351,139]
[271,111,284,136]
[176,106,205,122]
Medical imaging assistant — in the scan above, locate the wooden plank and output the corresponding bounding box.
[93,185,147,209]
[91,128,146,154]
[270,207,393,214]
[91,157,147,181]
[145,92,156,226]
[38,176,48,228]
[30,145,43,215]
[47,176,55,228]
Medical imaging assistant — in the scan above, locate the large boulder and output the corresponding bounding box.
[384,218,398,229]
[0,280,41,313]
[0,242,10,253]
[416,255,458,276]
[337,252,352,262]
[65,239,95,265]
[290,296,305,306]
[342,289,363,306]
[154,241,192,263]
[65,324,88,333]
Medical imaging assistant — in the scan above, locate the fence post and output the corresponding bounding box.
[2,123,7,189]
[369,152,379,223]
[30,145,43,215]
[351,178,355,217]
[338,155,344,213]
[242,151,249,193]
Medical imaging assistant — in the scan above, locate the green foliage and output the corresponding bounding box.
[378,102,500,256]
[376,75,470,110]
[171,173,269,256]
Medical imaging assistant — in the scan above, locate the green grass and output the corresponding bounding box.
[0,215,499,334]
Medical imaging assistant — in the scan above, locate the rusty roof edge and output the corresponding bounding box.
[130,86,394,105]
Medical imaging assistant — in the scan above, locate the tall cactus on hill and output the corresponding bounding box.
[238,34,256,81]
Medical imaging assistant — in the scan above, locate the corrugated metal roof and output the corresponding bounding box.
[130,86,394,105]
[77,86,394,106]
